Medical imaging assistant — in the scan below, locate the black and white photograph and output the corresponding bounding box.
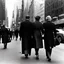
[0,0,64,64]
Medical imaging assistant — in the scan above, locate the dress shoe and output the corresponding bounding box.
[36,55,39,60]
[47,58,51,62]
[25,54,28,59]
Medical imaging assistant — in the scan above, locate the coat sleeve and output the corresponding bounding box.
[19,23,23,38]
[42,23,45,34]
[53,24,57,37]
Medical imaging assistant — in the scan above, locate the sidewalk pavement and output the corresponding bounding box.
[55,43,64,50]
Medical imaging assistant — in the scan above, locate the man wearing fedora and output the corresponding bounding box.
[20,15,34,58]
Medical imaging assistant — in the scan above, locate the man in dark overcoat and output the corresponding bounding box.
[20,15,34,58]
[12,30,15,39]
[43,15,56,61]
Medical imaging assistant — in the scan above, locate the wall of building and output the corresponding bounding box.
[37,1,45,23]
[45,0,64,17]
[29,0,34,22]
[0,0,5,25]
[29,0,45,22]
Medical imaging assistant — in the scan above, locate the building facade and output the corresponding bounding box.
[0,0,5,26]
[29,0,34,22]
[45,0,64,26]
[29,0,45,22]
[45,0,64,18]
[37,1,45,23]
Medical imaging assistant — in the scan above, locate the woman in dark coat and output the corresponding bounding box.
[33,16,44,60]
[43,15,56,61]
[1,25,9,49]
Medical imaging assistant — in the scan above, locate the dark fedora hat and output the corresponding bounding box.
[35,16,40,20]
[25,15,30,19]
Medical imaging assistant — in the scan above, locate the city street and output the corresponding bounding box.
[0,38,64,64]
[0,0,64,64]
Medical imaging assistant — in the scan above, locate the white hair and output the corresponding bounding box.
[46,15,52,21]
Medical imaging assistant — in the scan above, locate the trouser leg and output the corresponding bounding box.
[16,37,17,40]
[4,43,7,49]
[28,49,31,56]
[49,48,52,56]
[24,50,28,58]
[46,49,49,58]
[46,48,52,61]
[35,48,39,55]
[35,48,39,60]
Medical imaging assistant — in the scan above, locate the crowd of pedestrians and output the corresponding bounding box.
[0,15,60,62]
[19,15,59,62]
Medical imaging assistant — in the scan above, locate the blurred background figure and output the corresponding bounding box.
[14,29,19,41]
[1,25,10,49]
[10,30,13,40]
[12,30,15,39]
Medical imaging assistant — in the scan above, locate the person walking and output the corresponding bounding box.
[12,30,15,39]
[43,15,57,61]
[10,30,13,40]
[20,15,34,58]
[1,25,9,49]
[33,16,44,60]
[0,27,2,43]
[15,29,18,41]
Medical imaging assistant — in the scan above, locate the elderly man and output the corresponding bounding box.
[43,15,56,61]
